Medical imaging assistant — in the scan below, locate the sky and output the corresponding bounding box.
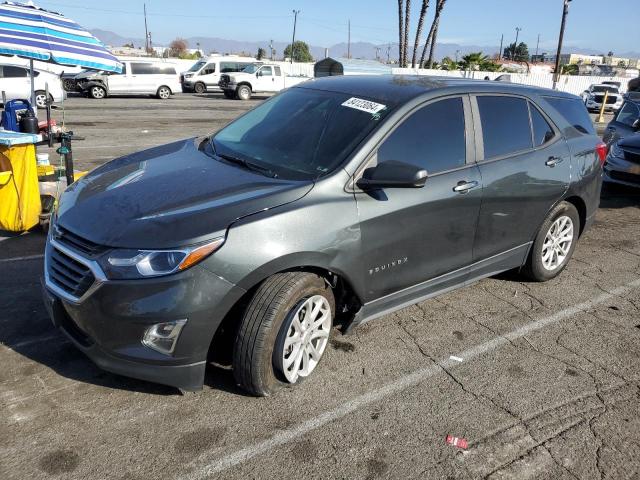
[35,0,640,54]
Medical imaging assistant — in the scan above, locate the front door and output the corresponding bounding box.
[106,63,130,94]
[471,95,570,269]
[256,66,275,92]
[198,63,217,88]
[355,96,481,302]
[603,101,640,145]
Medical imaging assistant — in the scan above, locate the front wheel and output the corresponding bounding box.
[236,84,251,100]
[232,272,335,396]
[156,86,171,99]
[193,82,206,94]
[89,85,106,99]
[522,201,580,281]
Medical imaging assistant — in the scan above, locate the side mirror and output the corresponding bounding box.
[256,71,262,77]
[356,160,428,189]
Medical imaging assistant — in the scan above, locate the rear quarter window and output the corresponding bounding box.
[543,96,595,135]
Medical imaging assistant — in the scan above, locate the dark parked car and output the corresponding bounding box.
[603,133,640,188]
[42,76,605,396]
[603,98,640,146]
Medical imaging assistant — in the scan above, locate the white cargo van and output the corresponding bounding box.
[75,59,181,99]
[181,56,259,93]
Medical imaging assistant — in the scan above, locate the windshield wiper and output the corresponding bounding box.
[217,153,278,178]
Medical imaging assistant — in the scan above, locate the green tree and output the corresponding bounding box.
[459,52,502,72]
[440,56,458,70]
[257,47,266,60]
[503,42,529,61]
[561,63,578,75]
[284,41,313,62]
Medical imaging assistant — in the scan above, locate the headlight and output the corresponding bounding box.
[101,237,224,279]
[609,142,623,159]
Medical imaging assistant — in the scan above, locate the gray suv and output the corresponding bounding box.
[42,76,604,396]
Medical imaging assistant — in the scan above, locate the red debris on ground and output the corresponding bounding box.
[445,435,468,449]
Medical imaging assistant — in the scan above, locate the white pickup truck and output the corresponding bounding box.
[218,64,310,100]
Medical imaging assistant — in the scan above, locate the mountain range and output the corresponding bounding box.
[90,29,640,62]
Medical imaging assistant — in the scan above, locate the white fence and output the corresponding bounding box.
[392,67,632,96]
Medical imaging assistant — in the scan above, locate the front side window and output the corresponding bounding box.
[478,96,532,159]
[615,102,640,127]
[529,103,555,147]
[200,64,215,75]
[377,97,466,174]
[212,88,393,180]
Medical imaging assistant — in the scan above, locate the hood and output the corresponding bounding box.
[56,138,313,249]
[74,70,103,81]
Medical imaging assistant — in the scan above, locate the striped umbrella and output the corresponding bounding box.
[0,1,122,73]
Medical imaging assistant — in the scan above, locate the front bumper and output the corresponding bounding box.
[603,153,640,188]
[42,243,245,391]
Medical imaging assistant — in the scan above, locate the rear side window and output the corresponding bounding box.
[543,96,595,135]
[614,102,640,127]
[130,63,176,75]
[477,96,532,159]
[3,66,27,77]
[529,103,555,146]
[274,66,282,76]
[377,97,466,174]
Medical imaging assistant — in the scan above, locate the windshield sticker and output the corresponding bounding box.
[342,97,387,115]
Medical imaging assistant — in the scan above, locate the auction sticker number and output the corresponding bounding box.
[342,97,387,114]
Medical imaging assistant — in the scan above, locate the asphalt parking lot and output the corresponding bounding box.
[1,94,639,480]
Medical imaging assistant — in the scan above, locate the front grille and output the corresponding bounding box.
[622,149,640,165]
[609,170,640,185]
[219,74,230,87]
[48,246,96,298]
[54,226,105,258]
[593,95,617,104]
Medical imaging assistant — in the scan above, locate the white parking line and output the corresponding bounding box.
[0,254,44,263]
[181,278,640,479]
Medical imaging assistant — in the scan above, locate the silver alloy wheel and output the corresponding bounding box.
[91,86,105,99]
[279,295,332,383]
[158,86,171,99]
[35,93,47,108]
[541,215,574,271]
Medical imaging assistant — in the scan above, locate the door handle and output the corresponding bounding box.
[545,156,564,167]
[453,180,479,193]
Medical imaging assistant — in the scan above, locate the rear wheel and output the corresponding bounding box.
[522,201,580,281]
[194,82,206,94]
[232,272,334,396]
[89,85,106,99]
[236,84,251,100]
[156,86,171,99]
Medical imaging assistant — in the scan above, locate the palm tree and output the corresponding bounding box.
[459,52,488,70]
[426,0,447,68]
[418,0,440,67]
[411,0,430,68]
[402,0,411,67]
[397,0,404,65]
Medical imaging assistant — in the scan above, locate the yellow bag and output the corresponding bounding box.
[0,144,41,232]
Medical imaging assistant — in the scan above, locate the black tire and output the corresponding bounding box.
[156,85,171,99]
[89,85,106,99]
[232,272,335,396]
[223,90,235,99]
[194,82,206,94]
[522,201,580,282]
[236,84,251,100]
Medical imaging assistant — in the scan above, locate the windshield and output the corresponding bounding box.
[593,86,617,93]
[242,64,259,74]
[188,60,207,72]
[211,87,392,180]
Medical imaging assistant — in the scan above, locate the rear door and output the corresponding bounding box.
[128,63,155,93]
[603,101,640,145]
[355,96,481,302]
[471,94,570,273]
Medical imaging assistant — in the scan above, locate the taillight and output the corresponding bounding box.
[595,142,607,166]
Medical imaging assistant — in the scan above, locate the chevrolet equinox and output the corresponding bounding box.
[43,75,605,396]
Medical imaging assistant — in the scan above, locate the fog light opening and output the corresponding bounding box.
[142,319,187,355]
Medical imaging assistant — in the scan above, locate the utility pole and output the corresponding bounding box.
[269,39,274,60]
[553,0,572,90]
[535,33,540,57]
[347,19,351,59]
[290,10,300,64]
[143,3,149,52]
[498,33,503,60]
[455,49,460,63]
[386,44,391,64]
[512,27,521,60]
[375,46,380,61]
